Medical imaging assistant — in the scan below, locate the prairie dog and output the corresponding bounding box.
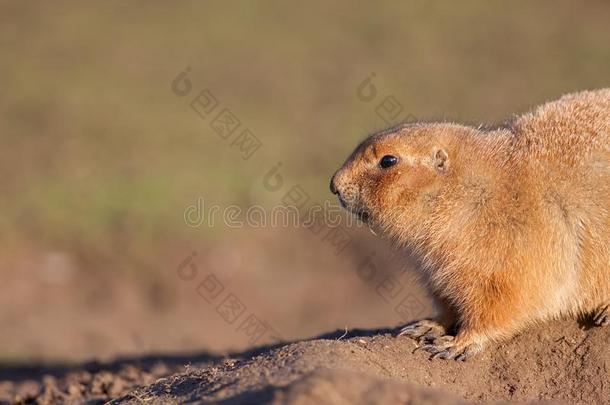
[330,89,610,360]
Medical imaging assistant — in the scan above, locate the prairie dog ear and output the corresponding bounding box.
[433,148,449,173]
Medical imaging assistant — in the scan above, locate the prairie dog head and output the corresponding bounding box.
[330,123,469,239]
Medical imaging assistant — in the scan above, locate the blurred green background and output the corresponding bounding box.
[1,1,609,363]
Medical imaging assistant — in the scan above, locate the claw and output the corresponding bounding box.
[398,326,431,337]
[431,349,454,360]
[432,335,454,345]
[422,330,442,341]
[455,353,469,362]
[455,345,479,361]
[398,319,446,340]
[399,320,484,361]
[419,344,437,353]
[593,304,610,326]
[411,334,482,361]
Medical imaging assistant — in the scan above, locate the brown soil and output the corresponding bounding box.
[3,319,607,404]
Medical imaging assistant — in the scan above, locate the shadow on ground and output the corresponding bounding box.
[2,320,608,404]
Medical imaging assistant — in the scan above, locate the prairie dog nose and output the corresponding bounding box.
[330,175,339,195]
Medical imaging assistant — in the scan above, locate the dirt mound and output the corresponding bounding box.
[268,369,468,405]
[0,357,188,405]
[105,319,608,404]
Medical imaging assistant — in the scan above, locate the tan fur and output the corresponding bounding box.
[331,89,610,359]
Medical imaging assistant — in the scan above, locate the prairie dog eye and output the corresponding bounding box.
[379,155,399,169]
